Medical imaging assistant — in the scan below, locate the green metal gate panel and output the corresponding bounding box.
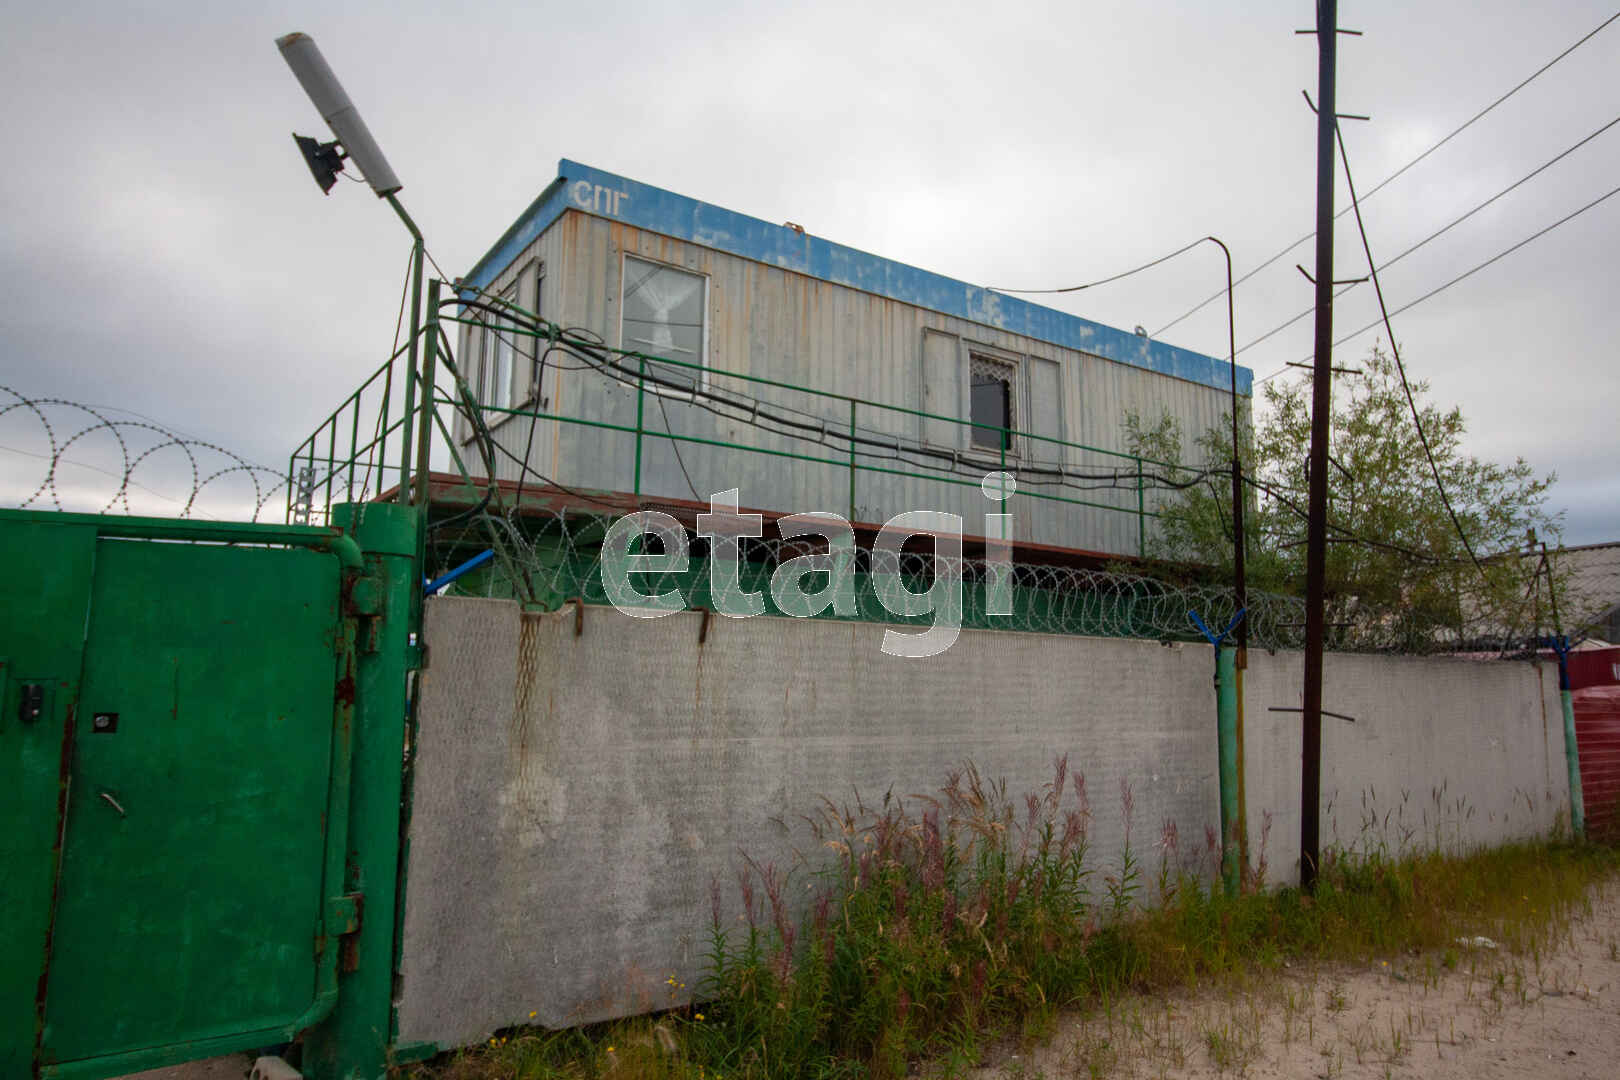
[0,517,98,1080]
[41,538,342,1069]
[0,510,370,1080]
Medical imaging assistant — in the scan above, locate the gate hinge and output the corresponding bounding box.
[327,892,363,935]
[316,891,364,961]
[344,572,385,617]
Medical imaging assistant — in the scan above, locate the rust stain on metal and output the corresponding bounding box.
[335,890,365,972]
[35,700,79,1066]
[340,936,360,974]
[514,613,544,777]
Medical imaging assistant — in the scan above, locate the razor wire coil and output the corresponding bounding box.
[2,386,288,521]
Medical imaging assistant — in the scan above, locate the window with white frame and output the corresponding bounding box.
[969,353,1017,453]
[621,255,706,393]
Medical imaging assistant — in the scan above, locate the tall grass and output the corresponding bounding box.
[407,759,1615,1080]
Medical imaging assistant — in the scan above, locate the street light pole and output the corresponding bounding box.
[1204,236,1249,878]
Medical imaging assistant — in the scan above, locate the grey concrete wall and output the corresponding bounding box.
[1241,649,1568,881]
[398,598,1215,1046]
[396,598,1571,1050]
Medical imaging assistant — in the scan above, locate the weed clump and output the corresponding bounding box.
[409,763,1615,1080]
[701,757,1144,1077]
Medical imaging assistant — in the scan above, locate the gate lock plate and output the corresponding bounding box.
[19,683,45,724]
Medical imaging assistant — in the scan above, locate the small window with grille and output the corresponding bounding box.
[969,353,1017,452]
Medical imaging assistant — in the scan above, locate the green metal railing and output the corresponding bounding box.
[291,282,1198,558]
[286,337,417,523]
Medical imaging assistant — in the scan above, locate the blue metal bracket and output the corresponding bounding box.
[1541,634,1573,691]
[424,549,494,596]
[1189,608,1246,648]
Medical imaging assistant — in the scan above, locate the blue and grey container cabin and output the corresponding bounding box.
[454,159,1251,559]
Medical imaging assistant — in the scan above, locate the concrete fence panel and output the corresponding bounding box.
[1242,650,1567,876]
[395,597,1570,1050]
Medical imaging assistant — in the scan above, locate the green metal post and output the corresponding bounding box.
[633,359,646,501]
[386,193,425,506]
[303,501,419,1080]
[376,361,392,498]
[326,419,337,517]
[1216,644,1239,896]
[1136,458,1145,558]
[287,448,299,523]
[396,238,423,504]
[413,279,441,510]
[347,400,362,502]
[1563,689,1585,840]
[1544,565,1585,842]
[848,399,857,523]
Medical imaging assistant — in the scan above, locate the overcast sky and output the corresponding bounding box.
[2,1,1615,543]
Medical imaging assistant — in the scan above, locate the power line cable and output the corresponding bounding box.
[652,387,703,502]
[1336,125,1487,575]
[435,290,1223,505]
[1257,175,1620,385]
[1238,109,1620,357]
[983,237,1211,294]
[1236,470,1456,565]
[1152,9,1620,338]
[1331,181,1620,350]
[429,323,632,517]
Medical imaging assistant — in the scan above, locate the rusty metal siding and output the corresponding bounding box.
[463,162,1248,395]
[472,209,1241,556]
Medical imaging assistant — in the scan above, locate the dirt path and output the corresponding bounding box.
[116,1053,252,1080]
[972,884,1620,1079]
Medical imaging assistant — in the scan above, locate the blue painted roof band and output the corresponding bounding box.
[463,159,1252,396]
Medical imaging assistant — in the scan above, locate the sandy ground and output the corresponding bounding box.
[116,1053,253,1079]
[971,884,1620,1079]
[117,883,1620,1080]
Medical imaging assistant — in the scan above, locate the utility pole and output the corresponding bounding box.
[1301,0,1339,894]
[1212,237,1250,879]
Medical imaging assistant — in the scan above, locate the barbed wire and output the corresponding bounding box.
[418,335,1576,658]
[426,506,1565,655]
[2,386,288,521]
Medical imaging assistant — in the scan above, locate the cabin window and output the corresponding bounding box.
[523,260,546,404]
[478,283,518,414]
[621,255,707,393]
[969,353,1017,452]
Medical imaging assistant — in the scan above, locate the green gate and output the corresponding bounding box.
[1,507,415,1080]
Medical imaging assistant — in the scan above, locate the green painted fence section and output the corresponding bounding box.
[0,507,414,1080]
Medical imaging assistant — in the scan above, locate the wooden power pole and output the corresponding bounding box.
[1301,0,1340,893]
